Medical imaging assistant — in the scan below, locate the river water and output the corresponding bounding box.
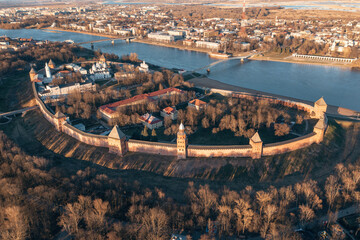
[1,29,359,111]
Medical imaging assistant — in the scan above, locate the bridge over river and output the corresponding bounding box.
[77,37,135,45]
[192,53,256,72]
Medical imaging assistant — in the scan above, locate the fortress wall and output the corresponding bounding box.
[187,145,252,158]
[62,123,109,148]
[127,140,177,156]
[262,132,318,156]
[33,82,325,159]
[32,83,58,126]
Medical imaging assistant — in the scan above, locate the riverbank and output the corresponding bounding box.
[189,76,359,119]
[252,55,353,68]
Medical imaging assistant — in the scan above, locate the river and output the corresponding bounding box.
[1,29,360,111]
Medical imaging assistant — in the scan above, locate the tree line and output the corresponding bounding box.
[0,130,359,240]
[0,41,93,75]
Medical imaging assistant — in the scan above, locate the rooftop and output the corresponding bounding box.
[250,132,262,143]
[100,87,183,115]
[189,99,207,106]
[315,97,327,106]
[139,113,162,124]
[109,125,126,139]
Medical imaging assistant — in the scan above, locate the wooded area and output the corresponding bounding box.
[0,129,359,239]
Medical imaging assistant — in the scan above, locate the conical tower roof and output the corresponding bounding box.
[48,59,55,67]
[315,97,327,106]
[179,122,185,130]
[99,54,106,62]
[54,111,66,119]
[109,125,126,139]
[250,132,262,143]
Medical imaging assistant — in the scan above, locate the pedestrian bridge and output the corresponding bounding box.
[192,53,255,72]
[77,37,135,45]
[0,106,38,118]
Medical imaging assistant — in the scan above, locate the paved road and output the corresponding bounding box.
[0,106,38,118]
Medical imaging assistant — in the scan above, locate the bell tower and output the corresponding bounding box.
[29,67,36,81]
[177,123,187,159]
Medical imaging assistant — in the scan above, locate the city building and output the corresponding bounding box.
[99,88,184,121]
[160,106,178,120]
[139,113,163,129]
[38,81,96,99]
[188,99,207,111]
[139,61,149,72]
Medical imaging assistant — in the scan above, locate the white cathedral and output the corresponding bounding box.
[89,55,111,80]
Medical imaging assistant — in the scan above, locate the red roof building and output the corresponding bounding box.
[99,87,184,120]
[188,99,207,110]
[139,113,163,129]
[161,106,178,120]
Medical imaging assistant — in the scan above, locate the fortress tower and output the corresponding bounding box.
[54,111,67,132]
[314,97,327,118]
[29,67,36,81]
[177,123,187,159]
[108,125,127,156]
[250,132,263,159]
[48,59,56,69]
[313,116,328,143]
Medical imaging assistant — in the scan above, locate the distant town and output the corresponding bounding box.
[0,3,359,65]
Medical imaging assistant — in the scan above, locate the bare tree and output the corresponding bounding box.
[1,206,29,240]
[141,207,169,240]
[234,198,254,234]
[299,205,315,225]
[325,175,340,210]
[261,204,278,238]
[256,191,272,216]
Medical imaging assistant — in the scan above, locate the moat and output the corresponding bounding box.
[1,28,360,111]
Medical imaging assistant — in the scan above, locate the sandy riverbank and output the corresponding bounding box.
[189,77,359,118]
